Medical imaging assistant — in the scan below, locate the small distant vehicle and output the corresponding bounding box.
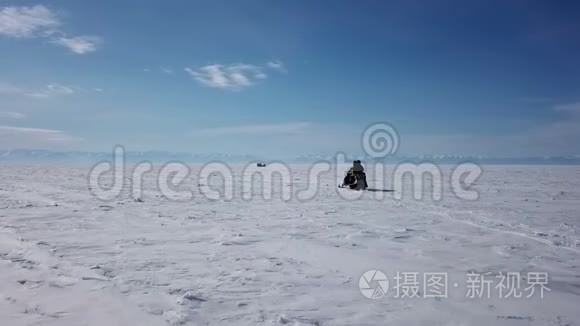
[340,160,368,190]
[257,163,266,167]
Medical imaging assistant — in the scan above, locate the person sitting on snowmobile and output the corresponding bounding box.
[342,160,368,190]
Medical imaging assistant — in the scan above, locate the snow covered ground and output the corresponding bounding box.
[0,164,579,325]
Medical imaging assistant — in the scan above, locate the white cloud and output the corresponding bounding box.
[0,82,78,98]
[266,60,286,72]
[185,62,284,90]
[0,125,82,148]
[0,5,101,54]
[0,5,60,38]
[0,111,26,119]
[554,102,580,114]
[27,84,76,98]
[0,83,24,95]
[142,67,179,76]
[51,36,101,54]
[196,122,312,136]
[0,82,104,98]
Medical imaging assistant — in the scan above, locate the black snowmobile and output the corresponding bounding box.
[340,160,368,190]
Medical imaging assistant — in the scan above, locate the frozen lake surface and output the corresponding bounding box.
[0,164,579,325]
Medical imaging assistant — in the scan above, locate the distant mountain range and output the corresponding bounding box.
[1,149,579,165]
[292,153,580,165]
[0,149,259,163]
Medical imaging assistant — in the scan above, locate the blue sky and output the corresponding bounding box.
[1,1,579,157]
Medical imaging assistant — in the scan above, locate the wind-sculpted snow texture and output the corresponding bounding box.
[0,164,579,325]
